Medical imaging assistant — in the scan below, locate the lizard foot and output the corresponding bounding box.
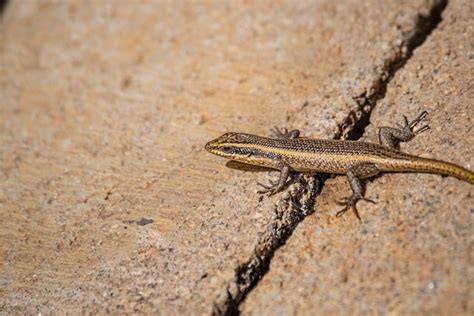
[336,195,376,220]
[270,127,300,139]
[257,179,279,195]
[401,111,430,136]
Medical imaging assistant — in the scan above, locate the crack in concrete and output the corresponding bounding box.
[212,1,448,314]
[336,0,448,141]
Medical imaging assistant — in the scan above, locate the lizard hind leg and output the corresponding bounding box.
[336,163,380,220]
[378,111,430,149]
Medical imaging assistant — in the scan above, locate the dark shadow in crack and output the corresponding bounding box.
[0,0,8,17]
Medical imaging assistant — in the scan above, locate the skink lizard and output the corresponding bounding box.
[205,111,474,219]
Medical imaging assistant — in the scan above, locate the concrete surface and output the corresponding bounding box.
[241,0,473,314]
[0,0,471,315]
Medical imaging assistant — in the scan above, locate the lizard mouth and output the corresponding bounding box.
[204,140,219,153]
[204,140,225,157]
[205,139,237,159]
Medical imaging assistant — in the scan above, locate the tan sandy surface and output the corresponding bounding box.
[1,0,471,314]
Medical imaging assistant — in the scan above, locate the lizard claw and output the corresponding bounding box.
[409,111,428,129]
[362,197,376,204]
[270,127,288,139]
[336,196,351,205]
[336,204,356,219]
[403,111,430,135]
[336,195,376,220]
[270,127,300,139]
[257,180,279,195]
[414,124,430,135]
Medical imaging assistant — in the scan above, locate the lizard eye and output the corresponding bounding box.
[221,146,233,153]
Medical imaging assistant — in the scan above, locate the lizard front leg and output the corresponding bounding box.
[256,127,297,194]
[336,163,380,220]
[257,164,291,195]
[270,127,300,139]
[378,111,430,149]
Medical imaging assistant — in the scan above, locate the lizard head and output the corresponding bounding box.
[205,132,253,159]
[205,132,282,169]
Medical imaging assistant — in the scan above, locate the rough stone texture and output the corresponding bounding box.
[241,0,473,315]
[0,0,468,315]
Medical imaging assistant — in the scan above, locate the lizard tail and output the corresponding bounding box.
[402,156,474,184]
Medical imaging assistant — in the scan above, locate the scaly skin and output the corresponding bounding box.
[205,112,474,219]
